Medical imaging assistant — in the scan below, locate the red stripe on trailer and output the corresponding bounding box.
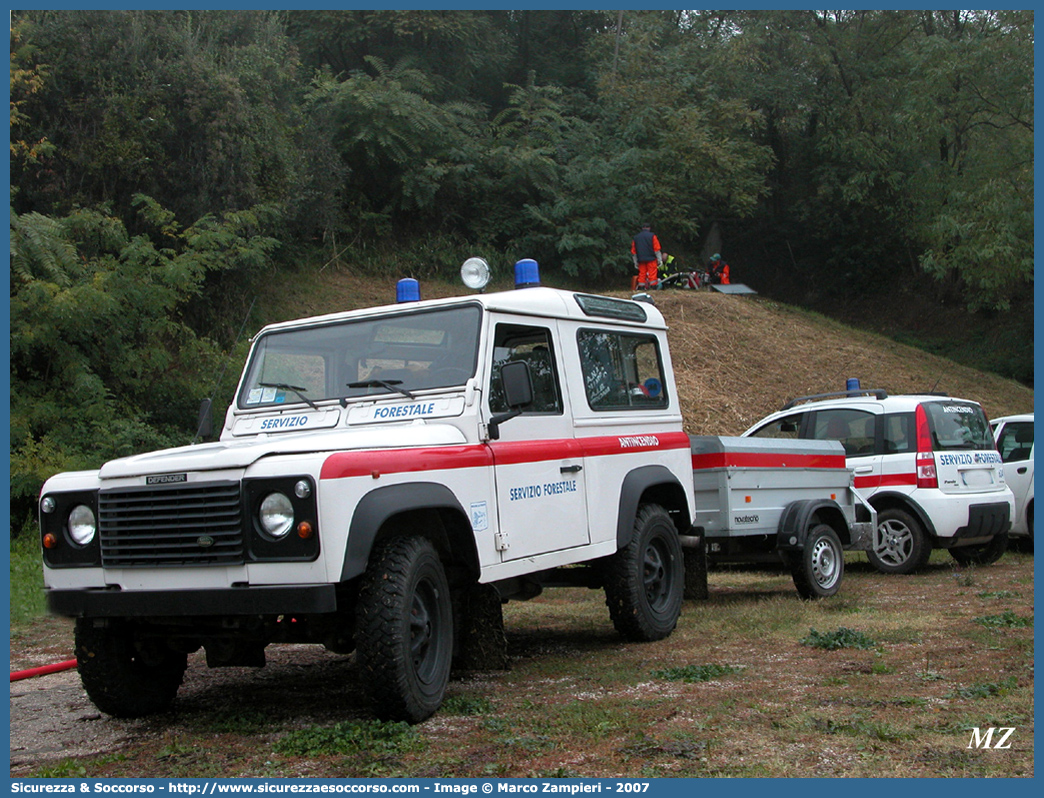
[692,451,847,470]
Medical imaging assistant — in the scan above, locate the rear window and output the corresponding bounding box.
[923,401,993,451]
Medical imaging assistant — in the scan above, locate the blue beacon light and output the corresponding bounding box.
[396,278,421,303]
[514,259,540,289]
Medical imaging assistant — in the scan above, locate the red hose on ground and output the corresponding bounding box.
[10,659,78,682]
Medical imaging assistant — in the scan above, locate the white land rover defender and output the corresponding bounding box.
[39,260,699,723]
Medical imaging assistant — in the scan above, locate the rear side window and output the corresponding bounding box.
[883,413,915,454]
[922,401,993,451]
[577,329,667,410]
[995,421,1034,463]
[813,409,876,456]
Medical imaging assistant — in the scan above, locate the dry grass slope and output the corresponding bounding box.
[646,290,1034,435]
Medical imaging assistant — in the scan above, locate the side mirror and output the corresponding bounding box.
[501,360,534,409]
[488,361,534,440]
[195,398,213,442]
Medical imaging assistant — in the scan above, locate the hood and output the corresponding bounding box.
[97,422,469,479]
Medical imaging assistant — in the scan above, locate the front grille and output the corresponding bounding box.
[99,482,245,567]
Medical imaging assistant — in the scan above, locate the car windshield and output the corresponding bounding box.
[923,401,993,451]
[238,304,482,409]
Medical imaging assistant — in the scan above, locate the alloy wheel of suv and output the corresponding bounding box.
[868,508,931,574]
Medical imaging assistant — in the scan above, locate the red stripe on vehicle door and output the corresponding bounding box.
[320,431,692,480]
[853,473,916,489]
[320,445,494,480]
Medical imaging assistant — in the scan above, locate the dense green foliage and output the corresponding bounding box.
[8,10,1033,529]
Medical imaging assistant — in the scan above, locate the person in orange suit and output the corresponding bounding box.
[707,253,730,285]
[631,223,664,289]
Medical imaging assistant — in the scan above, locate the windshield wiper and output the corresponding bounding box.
[258,382,319,410]
[347,379,415,400]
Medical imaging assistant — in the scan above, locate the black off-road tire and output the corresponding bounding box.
[790,524,844,599]
[603,503,684,641]
[356,536,454,723]
[950,531,1009,566]
[75,619,187,718]
[867,507,931,575]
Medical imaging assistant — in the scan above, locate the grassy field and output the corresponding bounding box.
[10,548,1034,779]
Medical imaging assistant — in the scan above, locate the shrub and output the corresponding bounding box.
[273,720,423,758]
[801,627,877,650]
[653,663,742,683]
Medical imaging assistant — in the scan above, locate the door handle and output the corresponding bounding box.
[1017,467,1028,474]
[853,466,874,474]
[560,464,583,474]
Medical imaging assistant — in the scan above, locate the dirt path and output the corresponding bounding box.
[9,643,358,776]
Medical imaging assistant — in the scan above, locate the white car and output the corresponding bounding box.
[742,388,1016,574]
[990,413,1033,547]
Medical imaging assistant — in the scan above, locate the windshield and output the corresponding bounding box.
[923,401,993,451]
[238,305,482,409]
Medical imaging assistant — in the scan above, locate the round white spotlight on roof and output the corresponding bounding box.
[460,257,491,291]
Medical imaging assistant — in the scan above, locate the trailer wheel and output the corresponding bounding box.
[949,531,1008,566]
[867,508,930,574]
[356,536,453,723]
[790,524,844,599]
[75,619,187,718]
[603,503,684,641]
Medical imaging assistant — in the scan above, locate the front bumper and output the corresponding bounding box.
[46,584,338,618]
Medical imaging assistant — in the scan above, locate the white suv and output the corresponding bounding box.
[742,389,1015,574]
[990,413,1033,548]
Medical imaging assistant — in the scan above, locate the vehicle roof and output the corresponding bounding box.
[768,393,984,416]
[251,286,667,339]
[991,413,1035,424]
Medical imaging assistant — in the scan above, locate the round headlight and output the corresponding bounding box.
[68,504,97,546]
[460,257,491,291]
[259,492,294,539]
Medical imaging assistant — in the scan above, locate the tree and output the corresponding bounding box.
[305,56,485,236]
[583,11,775,262]
[10,10,332,238]
[9,24,56,202]
[910,11,1033,311]
[9,198,278,527]
[288,10,513,105]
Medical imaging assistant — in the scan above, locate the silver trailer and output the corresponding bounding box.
[688,436,876,598]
